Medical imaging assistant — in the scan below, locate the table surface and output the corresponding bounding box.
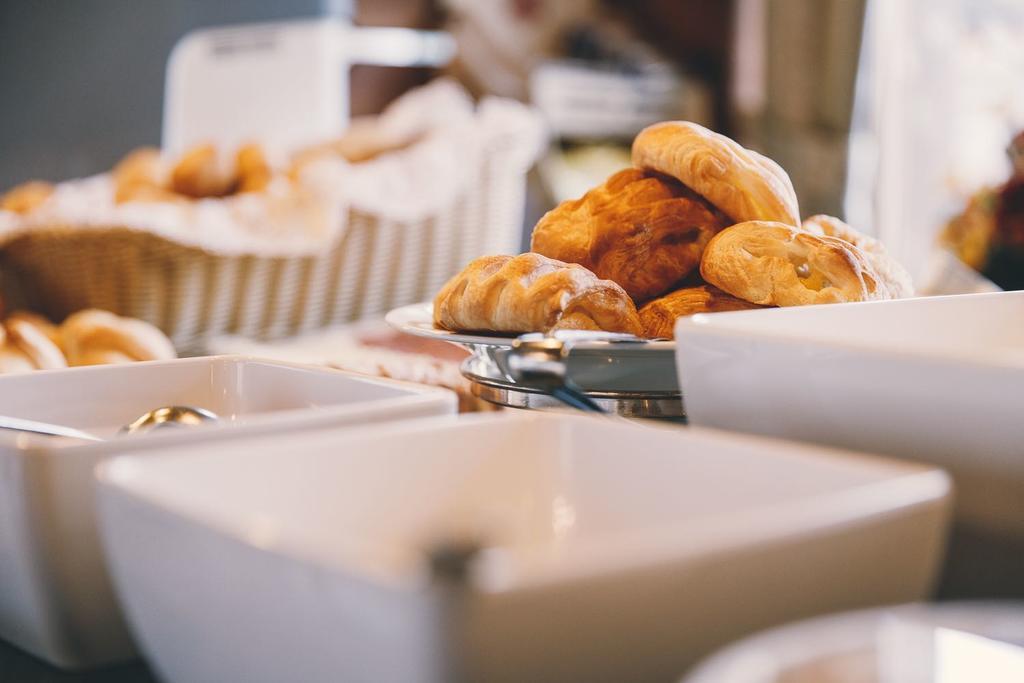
[0,640,156,683]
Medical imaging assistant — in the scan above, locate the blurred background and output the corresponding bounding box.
[3,0,1024,288]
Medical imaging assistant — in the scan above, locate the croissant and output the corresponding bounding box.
[0,317,66,372]
[60,309,176,366]
[433,253,643,335]
[631,121,800,226]
[531,168,730,301]
[639,284,764,339]
[802,214,913,298]
[700,221,890,306]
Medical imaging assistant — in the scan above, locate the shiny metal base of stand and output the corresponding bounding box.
[463,357,685,420]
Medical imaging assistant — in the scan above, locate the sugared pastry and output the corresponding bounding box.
[1,181,54,215]
[60,309,176,366]
[639,284,763,339]
[170,144,237,199]
[433,252,643,335]
[632,121,800,226]
[531,168,730,301]
[700,221,889,306]
[802,214,914,298]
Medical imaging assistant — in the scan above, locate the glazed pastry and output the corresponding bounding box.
[632,121,800,226]
[802,214,914,298]
[433,253,643,335]
[700,221,889,306]
[170,144,237,198]
[60,309,176,366]
[5,317,66,370]
[639,284,763,339]
[1,181,54,215]
[531,168,730,301]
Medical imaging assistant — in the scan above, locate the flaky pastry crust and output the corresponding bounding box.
[802,214,913,298]
[632,121,800,226]
[530,168,730,301]
[433,253,642,335]
[639,284,763,339]
[700,221,890,306]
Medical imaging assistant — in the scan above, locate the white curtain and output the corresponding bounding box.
[845,0,1024,281]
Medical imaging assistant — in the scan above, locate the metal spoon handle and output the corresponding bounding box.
[0,416,103,442]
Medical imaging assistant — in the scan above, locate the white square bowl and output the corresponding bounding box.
[0,355,456,669]
[675,291,1024,596]
[96,412,950,683]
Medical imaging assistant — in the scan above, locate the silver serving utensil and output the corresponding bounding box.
[501,331,650,414]
[0,406,219,442]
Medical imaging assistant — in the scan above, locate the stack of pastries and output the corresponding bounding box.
[0,308,175,373]
[434,121,912,339]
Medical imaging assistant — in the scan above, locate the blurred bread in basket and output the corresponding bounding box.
[0,307,175,374]
[0,79,543,351]
[433,120,914,340]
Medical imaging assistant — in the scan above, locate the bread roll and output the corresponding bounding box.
[170,144,237,198]
[639,284,764,339]
[700,221,889,306]
[802,214,913,298]
[434,253,643,336]
[1,181,54,215]
[531,168,730,301]
[632,121,800,226]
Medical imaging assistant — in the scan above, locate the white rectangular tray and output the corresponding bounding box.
[0,355,455,669]
[97,412,949,682]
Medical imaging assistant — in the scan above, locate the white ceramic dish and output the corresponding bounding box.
[0,355,456,669]
[683,601,1024,683]
[675,291,1024,595]
[97,412,950,683]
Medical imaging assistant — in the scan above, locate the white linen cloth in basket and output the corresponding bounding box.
[0,80,546,351]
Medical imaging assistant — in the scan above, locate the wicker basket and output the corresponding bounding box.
[0,129,531,353]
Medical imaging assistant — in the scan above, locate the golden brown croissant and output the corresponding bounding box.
[700,221,890,306]
[60,309,176,366]
[802,214,913,298]
[639,284,764,339]
[433,253,643,335]
[531,168,730,301]
[632,121,800,226]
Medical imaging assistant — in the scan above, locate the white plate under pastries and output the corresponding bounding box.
[96,411,950,683]
[674,291,1024,597]
[0,356,455,670]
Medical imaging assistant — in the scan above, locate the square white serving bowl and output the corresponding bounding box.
[675,291,1024,596]
[97,412,950,683]
[0,355,456,669]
